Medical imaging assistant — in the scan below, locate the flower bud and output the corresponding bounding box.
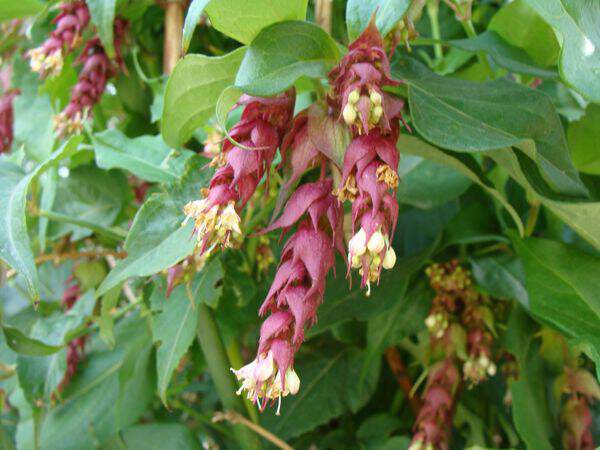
[487,363,497,377]
[367,230,385,253]
[408,440,423,450]
[343,103,357,125]
[371,105,383,123]
[347,89,360,104]
[382,246,396,269]
[349,228,367,257]
[369,89,382,106]
[425,315,436,329]
[285,368,300,395]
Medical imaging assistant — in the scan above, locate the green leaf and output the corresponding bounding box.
[512,236,600,336]
[96,194,194,297]
[151,259,223,405]
[489,0,559,67]
[346,0,410,41]
[16,291,96,404]
[503,306,555,450]
[48,166,128,241]
[470,255,529,307]
[0,0,42,19]
[1,326,62,356]
[523,0,600,102]
[13,72,54,163]
[39,315,154,450]
[392,56,587,198]
[114,423,201,450]
[235,21,341,96]
[182,0,211,53]
[567,104,600,175]
[86,0,117,58]
[161,47,246,147]
[398,134,524,236]
[93,129,193,183]
[97,158,212,296]
[205,0,308,44]
[490,149,600,251]
[448,31,558,79]
[0,136,82,301]
[262,347,380,439]
[397,153,471,209]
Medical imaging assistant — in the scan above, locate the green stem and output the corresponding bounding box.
[226,339,260,424]
[426,0,443,62]
[38,210,127,242]
[460,19,494,79]
[196,304,262,449]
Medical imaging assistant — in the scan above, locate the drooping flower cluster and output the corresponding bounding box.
[558,367,600,449]
[54,18,127,136]
[329,21,404,294]
[425,261,497,386]
[409,358,460,450]
[182,91,295,256]
[232,179,343,413]
[27,1,90,78]
[0,89,17,153]
[58,275,86,391]
[230,108,344,412]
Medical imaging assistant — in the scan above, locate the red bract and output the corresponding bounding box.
[54,18,127,137]
[279,110,327,189]
[183,90,295,256]
[328,20,402,135]
[232,180,343,414]
[410,359,460,450]
[0,89,17,153]
[27,1,90,78]
[560,368,600,450]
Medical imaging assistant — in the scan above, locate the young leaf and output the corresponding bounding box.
[523,0,600,102]
[392,56,587,198]
[86,0,117,58]
[161,47,246,147]
[205,0,308,44]
[182,0,211,54]
[235,21,341,96]
[489,0,559,67]
[346,0,410,41]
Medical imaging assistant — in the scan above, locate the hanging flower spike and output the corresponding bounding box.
[329,20,404,295]
[0,89,18,153]
[182,90,295,257]
[409,359,460,450]
[28,1,90,78]
[328,18,403,135]
[232,180,343,414]
[54,18,128,137]
[57,275,86,392]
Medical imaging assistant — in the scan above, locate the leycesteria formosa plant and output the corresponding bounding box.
[2,1,600,449]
